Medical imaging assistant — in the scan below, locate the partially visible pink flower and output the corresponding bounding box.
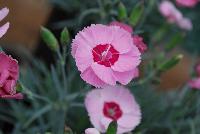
[159,1,182,23]
[176,0,199,7]
[188,78,200,89]
[177,17,193,31]
[133,35,147,54]
[85,128,100,134]
[0,52,23,99]
[109,21,133,33]
[0,7,9,38]
[71,24,141,87]
[109,21,147,54]
[85,86,141,134]
[159,1,193,31]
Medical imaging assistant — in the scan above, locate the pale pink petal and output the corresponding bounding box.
[81,67,107,88]
[0,22,9,38]
[85,89,105,131]
[113,68,139,85]
[91,63,116,85]
[100,117,112,132]
[111,26,133,54]
[0,7,9,21]
[90,24,114,45]
[177,17,193,31]
[85,128,100,134]
[118,113,141,129]
[75,43,93,72]
[109,21,133,33]
[111,55,141,72]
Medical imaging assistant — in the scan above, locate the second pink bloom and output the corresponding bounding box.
[72,24,141,87]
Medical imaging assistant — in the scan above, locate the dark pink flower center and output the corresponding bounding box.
[103,102,122,121]
[92,44,119,67]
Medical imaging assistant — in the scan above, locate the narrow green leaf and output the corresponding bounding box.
[118,2,127,21]
[23,104,52,128]
[158,54,183,72]
[106,121,117,134]
[60,27,70,45]
[165,33,184,51]
[129,3,144,26]
[41,27,58,51]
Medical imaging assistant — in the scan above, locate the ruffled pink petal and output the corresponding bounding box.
[113,68,139,85]
[0,70,9,86]
[118,113,141,130]
[85,128,100,134]
[0,7,9,21]
[85,89,104,114]
[111,26,132,54]
[75,43,93,72]
[81,67,107,88]
[1,93,23,99]
[100,117,112,133]
[109,21,133,33]
[111,55,141,72]
[91,63,116,85]
[90,24,114,45]
[85,89,105,131]
[0,22,9,38]
[3,80,16,95]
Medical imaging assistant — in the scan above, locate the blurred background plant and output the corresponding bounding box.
[0,0,200,134]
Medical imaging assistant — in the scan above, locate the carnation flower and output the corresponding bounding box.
[0,7,9,38]
[85,128,100,134]
[176,0,199,7]
[72,24,141,87]
[85,86,141,134]
[132,35,147,54]
[0,52,23,99]
[159,1,193,31]
[188,78,200,89]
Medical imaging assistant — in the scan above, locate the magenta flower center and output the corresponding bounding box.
[92,44,119,67]
[103,102,122,121]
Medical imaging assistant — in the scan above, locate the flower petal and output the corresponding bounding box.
[111,55,141,72]
[0,7,9,21]
[111,26,132,54]
[91,63,116,85]
[118,113,141,129]
[81,67,107,88]
[75,43,93,72]
[113,68,139,85]
[0,22,9,38]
